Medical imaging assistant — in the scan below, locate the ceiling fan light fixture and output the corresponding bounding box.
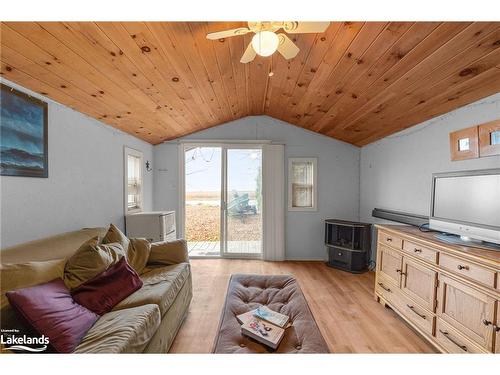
[251,31,279,57]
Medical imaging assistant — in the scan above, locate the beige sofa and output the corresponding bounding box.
[0,228,192,353]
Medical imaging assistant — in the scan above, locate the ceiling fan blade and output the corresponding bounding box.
[240,42,257,63]
[283,21,330,34]
[206,27,250,40]
[277,34,300,60]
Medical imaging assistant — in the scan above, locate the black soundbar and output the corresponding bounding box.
[371,208,428,227]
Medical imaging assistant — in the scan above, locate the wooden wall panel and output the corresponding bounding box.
[1,22,499,146]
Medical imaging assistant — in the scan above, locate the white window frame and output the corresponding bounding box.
[124,146,144,214]
[288,157,318,212]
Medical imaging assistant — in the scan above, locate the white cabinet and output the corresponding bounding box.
[126,211,176,242]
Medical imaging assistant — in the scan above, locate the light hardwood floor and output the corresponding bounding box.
[169,259,437,353]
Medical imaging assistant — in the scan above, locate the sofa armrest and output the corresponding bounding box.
[147,239,189,266]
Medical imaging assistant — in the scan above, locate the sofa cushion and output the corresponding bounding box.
[147,239,188,266]
[6,278,99,353]
[101,223,130,254]
[0,227,107,264]
[102,224,151,274]
[1,259,65,310]
[74,304,161,353]
[72,257,143,315]
[113,263,190,316]
[1,259,67,346]
[63,237,125,290]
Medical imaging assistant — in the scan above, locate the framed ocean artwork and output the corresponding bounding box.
[0,83,48,177]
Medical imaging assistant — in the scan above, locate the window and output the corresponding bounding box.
[458,137,470,151]
[124,147,143,213]
[288,158,317,211]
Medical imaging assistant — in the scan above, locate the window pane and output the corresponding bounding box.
[127,153,142,211]
[491,130,500,145]
[291,161,313,208]
[458,138,470,151]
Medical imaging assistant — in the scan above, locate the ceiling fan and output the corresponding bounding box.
[206,22,330,63]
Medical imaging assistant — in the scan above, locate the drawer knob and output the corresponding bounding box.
[457,264,470,271]
[396,269,407,276]
[413,248,422,253]
[386,237,393,242]
[494,325,500,333]
[482,319,492,326]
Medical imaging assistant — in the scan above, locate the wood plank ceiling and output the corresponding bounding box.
[1,22,499,146]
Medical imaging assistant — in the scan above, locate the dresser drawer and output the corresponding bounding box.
[398,297,435,337]
[402,240,438,264]
[378,231,403,250]
[439,253,496,288]
[436,319,488,354]
[376,275,399,302]
[377,276,435,336]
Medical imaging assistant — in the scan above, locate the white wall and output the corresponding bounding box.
[154,115,360,260]
[0,79,154,249]
[360,93,500,227]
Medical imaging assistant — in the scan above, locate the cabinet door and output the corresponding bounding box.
[378,246,403,287]
[401,257,437,311]
[437,274,495,351]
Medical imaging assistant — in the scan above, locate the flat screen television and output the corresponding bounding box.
[429,168,500,245]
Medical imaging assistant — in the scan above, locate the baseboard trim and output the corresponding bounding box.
[284,258,327,262]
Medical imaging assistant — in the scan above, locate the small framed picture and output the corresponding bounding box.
[0,84,48,177]
[478,119,500,157]
[449,126,478,161]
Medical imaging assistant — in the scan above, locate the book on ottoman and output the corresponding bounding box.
[236,306,290,328]
[240,316,285,350]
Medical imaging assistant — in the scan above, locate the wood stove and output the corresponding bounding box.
[325,219,371,273]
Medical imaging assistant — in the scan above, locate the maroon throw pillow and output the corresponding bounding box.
[71,257,143,315]
[6,278,99,353]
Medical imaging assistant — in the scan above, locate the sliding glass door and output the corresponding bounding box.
[182,144,262,258]
[184,146,222,256]
[224,147,262,257]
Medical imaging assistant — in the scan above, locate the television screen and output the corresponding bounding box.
[432,174,500,229]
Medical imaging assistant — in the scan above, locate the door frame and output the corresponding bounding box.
[179,141,267,259]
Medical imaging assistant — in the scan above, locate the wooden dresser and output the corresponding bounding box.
[374,224,500,353]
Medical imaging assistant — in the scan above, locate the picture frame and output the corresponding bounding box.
[478,119,500,157]
[449,125,479,161]
[0,83,48,177]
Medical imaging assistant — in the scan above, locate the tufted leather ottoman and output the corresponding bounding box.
[212,274,330,353]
